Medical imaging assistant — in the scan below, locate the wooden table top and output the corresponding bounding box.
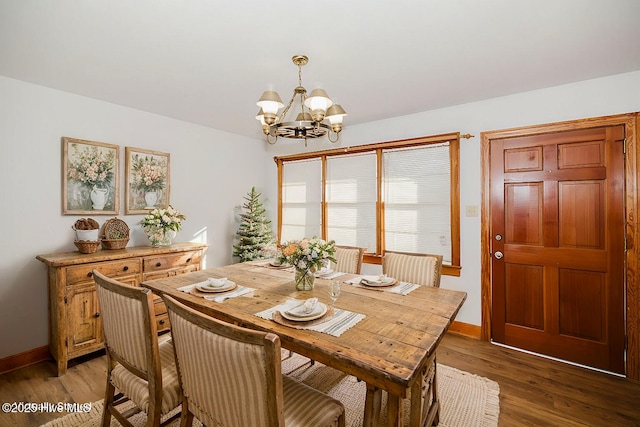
[141,261,467,397]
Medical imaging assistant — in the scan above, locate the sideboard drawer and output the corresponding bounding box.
[143,251,201,274]
[66,259,142,284]
[153,295,170,332]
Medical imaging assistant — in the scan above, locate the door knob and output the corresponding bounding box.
[495,234,502,241]
[494,251,503,260]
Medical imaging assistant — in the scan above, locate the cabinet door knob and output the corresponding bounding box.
[156,262,162,267]
[87,272,93,277]
[123,266,129,271]
[159,319,165,325]
[186,258,192,263]
[94,312,100,318]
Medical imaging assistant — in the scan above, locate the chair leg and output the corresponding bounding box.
[102,381,116,427]
[102,360,116,427]
[179,400,194,427]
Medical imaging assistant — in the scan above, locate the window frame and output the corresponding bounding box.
[274,133,461,276]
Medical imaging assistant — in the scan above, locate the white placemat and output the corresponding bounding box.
[255,299,365,337]
[177,281,255,302]
[344,277,420,295]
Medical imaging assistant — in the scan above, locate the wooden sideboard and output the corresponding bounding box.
[36,242,207,376]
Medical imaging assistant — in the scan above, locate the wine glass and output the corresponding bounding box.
[328,280,341,315]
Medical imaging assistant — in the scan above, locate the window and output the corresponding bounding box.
[280,158,321,242]
[384,143,452,263]
[275,133,461,276]
[326,153,377,252]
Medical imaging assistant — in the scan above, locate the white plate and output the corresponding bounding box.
[360,276,397,287]
[281,302,328,321]
[196,280,236,293]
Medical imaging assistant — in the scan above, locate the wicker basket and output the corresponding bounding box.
[101,218,130,250]
[74,240,101,254]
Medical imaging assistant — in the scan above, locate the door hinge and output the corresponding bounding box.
[65,338,68,348]
[64,295,67,304]
[623,138,627,154]
[626,335,629,349]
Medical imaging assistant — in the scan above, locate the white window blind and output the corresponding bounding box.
[281,158,322,242]
[383,143,452,263]
[326,153,377,252]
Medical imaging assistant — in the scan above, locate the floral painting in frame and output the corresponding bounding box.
[125,147,170,214]
[62,137,119,215]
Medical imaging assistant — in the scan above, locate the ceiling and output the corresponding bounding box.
[2,1,640,140]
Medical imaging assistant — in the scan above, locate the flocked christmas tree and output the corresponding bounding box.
[233,186,275,262]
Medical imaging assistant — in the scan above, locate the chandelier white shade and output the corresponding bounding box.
[256,55,346,145]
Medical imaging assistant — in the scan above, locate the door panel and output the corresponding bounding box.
[491,126,625,374]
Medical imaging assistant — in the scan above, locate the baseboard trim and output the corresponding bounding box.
[0,346,51,374]
[448,321,481,339]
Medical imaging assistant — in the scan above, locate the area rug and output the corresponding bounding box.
[41,354,499,427]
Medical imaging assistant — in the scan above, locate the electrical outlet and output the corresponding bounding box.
[465,205,478,217]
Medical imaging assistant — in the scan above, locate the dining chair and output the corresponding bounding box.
[380,251,444,425]
[93,270,182,427]
[163,294,346,427]
[382,250,443,287]
[331,245,365,274]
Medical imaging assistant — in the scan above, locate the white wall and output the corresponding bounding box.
[0,76,271,359]
[263,70,640,326]
[2,70,639,360]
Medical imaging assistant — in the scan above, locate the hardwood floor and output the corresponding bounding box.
[1,333,639,426]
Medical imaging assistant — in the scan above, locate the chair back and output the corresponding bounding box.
[164,295,283,427]
[331,245,365,274]
[382,251,443,287]
[93,270,159,377]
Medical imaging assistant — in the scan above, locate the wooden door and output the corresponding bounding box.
[490,126,626,374]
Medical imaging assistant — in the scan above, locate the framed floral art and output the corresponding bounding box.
[125,147,170,214]
[62,137,119,215]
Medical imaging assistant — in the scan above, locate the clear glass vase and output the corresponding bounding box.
[294,268,315,291]
[148,229,176,247]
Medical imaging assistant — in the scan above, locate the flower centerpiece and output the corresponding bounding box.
[140,205,186,247]
[277,237,336,290]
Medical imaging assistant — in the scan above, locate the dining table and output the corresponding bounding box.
[141,260,467,427]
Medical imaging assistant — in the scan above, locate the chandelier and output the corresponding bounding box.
[256,55,346,145]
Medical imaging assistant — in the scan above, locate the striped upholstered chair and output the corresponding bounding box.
[93,270,182,427]
[380,251,444,425]
[382,251,443,287]
[331,245,365,274]
[163,294,346,427]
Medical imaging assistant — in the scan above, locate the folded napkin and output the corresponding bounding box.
[360,274,391,285]
[206,277,228,288]
[286,297,318,316]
